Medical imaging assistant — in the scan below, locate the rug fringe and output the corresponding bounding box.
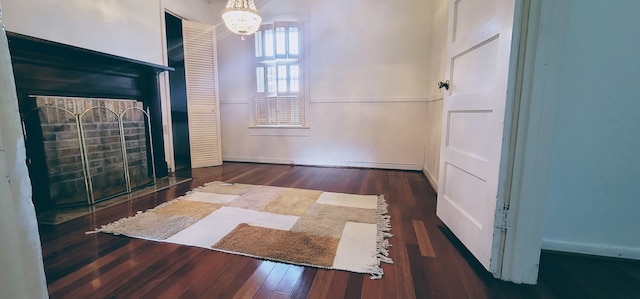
[86,181,222,235]
[369,194,394,280]
[85,198,182,235]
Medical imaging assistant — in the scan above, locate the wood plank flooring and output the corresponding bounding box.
[38,162,640,298]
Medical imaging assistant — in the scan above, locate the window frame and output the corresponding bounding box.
[251,21,308,128]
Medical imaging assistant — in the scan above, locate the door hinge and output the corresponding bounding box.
[499,201,510,232]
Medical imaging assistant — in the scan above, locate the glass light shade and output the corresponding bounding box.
[222,0,262,36]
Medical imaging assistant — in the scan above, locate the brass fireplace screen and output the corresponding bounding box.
[21,96,156,208]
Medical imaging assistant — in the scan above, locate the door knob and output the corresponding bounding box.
[437,80,450,90]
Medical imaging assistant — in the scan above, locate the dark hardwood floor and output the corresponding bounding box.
[39,162,640,298]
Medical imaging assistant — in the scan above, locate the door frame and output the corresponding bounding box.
[497,0,559,284]
[159,9,179,173]
[164,11,193,171]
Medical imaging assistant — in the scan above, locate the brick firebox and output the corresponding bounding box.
[26,96,153,207]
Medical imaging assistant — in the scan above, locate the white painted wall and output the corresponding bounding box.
[164,0,217,25]
[422,0,448,188]
[217,0,431,170]
[0,4,48,296]
[537,0,640,259]
[423,100,443,185]
[0,0,218,61]
[2,0,164,64]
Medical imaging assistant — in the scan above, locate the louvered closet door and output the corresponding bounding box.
[182,20,222,168]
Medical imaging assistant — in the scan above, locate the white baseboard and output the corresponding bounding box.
[222,156,422,171]
[223,156,294,165]
[338,160,422,171]
[541,239,640,260]
[422,166,438,191]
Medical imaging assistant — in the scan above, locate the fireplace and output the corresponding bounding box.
[7,32,172,214]
[22,96,155,207]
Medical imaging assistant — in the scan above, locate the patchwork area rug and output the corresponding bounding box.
[92,181,393,279]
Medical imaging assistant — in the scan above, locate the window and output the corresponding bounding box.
[253,22,305,126]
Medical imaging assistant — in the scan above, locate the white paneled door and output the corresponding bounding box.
[437,0,516,275]
[182,20,222,168]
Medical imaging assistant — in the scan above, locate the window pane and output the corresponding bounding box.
[256,99,268,124]
[264,29,274,57]
[275,27,286,55]
[288,27,299,55]
[278,98,289,124]
[267,98,278,124]
[254,31,263,57]
[253,23,304,127]
[277,65,287,93]
[289,65,299,93]
[267,66,277,93]
[290,98,300,124]
[256,67,265,93]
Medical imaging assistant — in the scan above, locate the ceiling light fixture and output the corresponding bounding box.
[221,0,262,40]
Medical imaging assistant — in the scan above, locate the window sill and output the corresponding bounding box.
[248,126,310,136]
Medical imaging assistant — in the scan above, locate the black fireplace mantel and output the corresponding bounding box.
[8,32,173,179]
[7,32,173,100]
